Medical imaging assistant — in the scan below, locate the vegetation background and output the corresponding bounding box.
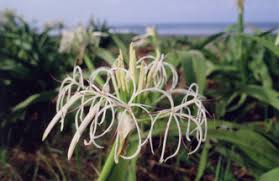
[1,1,279,180]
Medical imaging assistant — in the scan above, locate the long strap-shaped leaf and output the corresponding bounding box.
[242,34,279,57]
[137,120,279,170]
[239,85,279,111]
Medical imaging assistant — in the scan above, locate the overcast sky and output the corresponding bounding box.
[0,0,278,26]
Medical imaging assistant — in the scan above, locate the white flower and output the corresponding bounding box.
[237,0,245,14]
[132,26,157,47]
[58,30,75,53]
[0,10,16,24]
[58,25,107,53]
[42,43,207,163]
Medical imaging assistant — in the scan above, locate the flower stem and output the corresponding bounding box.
[98,142,116,181]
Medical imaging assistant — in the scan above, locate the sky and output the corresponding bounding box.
[0,0,278,26]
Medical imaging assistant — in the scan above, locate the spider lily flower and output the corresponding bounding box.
[132,27,158,50]
[132,26,157,43]
[58,25,107,53]
[0,10,16,24]
[237,0,244,14]
[42,42,207,163]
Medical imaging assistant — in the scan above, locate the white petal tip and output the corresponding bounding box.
[67,151,73,160]
[42,132,48,141]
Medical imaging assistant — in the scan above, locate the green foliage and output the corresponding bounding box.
[213,156,236,181]
[180,50,207,94]
[161,11,279,179]
[0,13,72,123]
[259,167,279,181]
[239,85,279,110]
[106,142,138,181]
[195,140,210,181]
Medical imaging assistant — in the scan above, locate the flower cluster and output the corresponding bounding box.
[58,25,107,53]
[42,43,207,163]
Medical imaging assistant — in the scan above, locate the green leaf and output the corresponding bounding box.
[84,54,94,70]
[12,91,56,113]
[166,51,182,67]
[239,85,279,110]
[98,143,116,181]
[181,50,207,94]
[214,157,222,181]
[216,146,263,177]
[195,140,210,181]
[258,28,276,37]
[226,93,247,112]
[0,148,7,165]
[108,142,138,181]
[242,34,279,57]
[249,49,272,88]
[96,48,115,65]
[143,120,279,171]
[259,168,279,181]
[209,129,279,170]
[194,32,224,49]
[111,34,128,61]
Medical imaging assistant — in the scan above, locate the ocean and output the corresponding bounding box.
[110,23,279,35]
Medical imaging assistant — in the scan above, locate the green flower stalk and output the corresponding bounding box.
[42,42,207,164]
[236,0,245,32]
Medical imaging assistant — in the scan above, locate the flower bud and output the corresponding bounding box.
[237,0,244,14]
[129,43,137,82]
[138,62,146,91]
